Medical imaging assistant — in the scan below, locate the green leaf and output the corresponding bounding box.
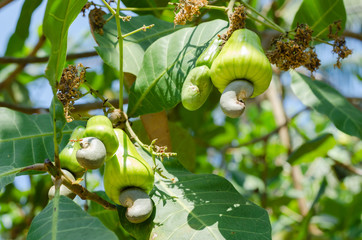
[43,0,87,88]
[121,0,170,16]
[290,71,362,139]
[0,166,21,190]
[94,14,180,76]
[27,196,118,240]
[119,147,271,240]
[0,108,85,173]
[128,20,228,117]
[5,0,43,57]
[291,0,346,39]
[287,134,336,165]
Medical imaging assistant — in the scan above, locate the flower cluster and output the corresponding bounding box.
[57,64,87,122]
[173,0,208,25]
[328,21,352,68]
[89,8,106,35]
[219,5,247,42]
[267,23,321,74]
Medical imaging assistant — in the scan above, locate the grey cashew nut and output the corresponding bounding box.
[76,137,107,169]
[119,188,153,224]
[220,80,254,118]
[49,169,76,200]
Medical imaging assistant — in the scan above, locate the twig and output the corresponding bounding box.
[44,159,116,210]
[0,35,46,90]
[20,163,47,172]
[0,0,13,9]
[343,30,362,41]
[122,24,155,38]
[83,82,116,111]
[226,0,236,17]
[0,51,98,64]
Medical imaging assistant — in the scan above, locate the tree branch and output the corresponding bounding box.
[343,30,362,41]
[44,159,116,210]
[0,0,13,9]
[0,99,124,115]
[0,35,46,90]
[0,51,98,64]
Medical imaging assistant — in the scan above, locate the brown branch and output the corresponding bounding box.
[0,35,46,90]
[343,30,362,41]
[228,108,306,150]
[0,99,124,115]
[0,0,14,9]
[44,159,116,210]
[20,163,47,172]
[0,51,98,64]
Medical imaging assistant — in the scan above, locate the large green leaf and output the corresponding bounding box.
[121,0,170,16]
[27,196,118,240]
[291,0,346,39]
[128,20,228,117]
[288,134,336,165]
[0,108,85,187]
[290,71,362,139]
[43,0,87,88]
[5,0,43,57]
[118,148,271,240]
[94,15,180,76]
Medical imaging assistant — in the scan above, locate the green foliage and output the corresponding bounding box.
[290,71,362,139]
[95,15,181,76]
[288,134,336,165]
[27,196,118,240]
[292,0,346,39]
[43,0,88,88]
[5,0,43,57]
[128,20,227,117]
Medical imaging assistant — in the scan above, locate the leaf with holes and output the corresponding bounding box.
[127,20,228,117]
[0,108,85,188]
[94,15,182,76]
[291,0,346,39]
[117,147,271,240]
[27,196,118,240]
[290,71,362,139]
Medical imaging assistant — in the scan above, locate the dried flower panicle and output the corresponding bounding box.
[267,23,320,74]
[81,2,94,16]
[219,5,247,42]
[174,0,208,25]
[57,64,87,122]
[328,20,352,68]
[89,8,106,35]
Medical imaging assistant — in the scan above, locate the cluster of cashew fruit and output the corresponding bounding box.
[49,116,155,224]
[181,29,272,118]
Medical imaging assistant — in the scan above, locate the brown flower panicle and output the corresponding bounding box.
[328,20,352,68]
[219,5,247,42]
[89,8,106,35]
[57,64,87,122]
[174,0,208,25]
[267,23,320,74]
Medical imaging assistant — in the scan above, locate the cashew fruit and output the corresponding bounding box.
[76,137,107,169]
[181,65,213,111]
[196,38,223,68]
[104,129,154,223]
[59,126,85,178]
[49,169,76,200]
[210,29,272,118]
[82,115,119,160]
[210,29,272,97]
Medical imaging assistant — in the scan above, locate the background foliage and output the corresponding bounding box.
[0,0,361,239]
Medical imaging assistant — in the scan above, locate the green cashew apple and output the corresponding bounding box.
[76,115,119,169]
[59,126,85,178]
[196,38,223,68]
[181,38,222,111]
[210,29,272,118]
[104,129,154,223]
[181,65,213,111]
[48,169,76,200]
